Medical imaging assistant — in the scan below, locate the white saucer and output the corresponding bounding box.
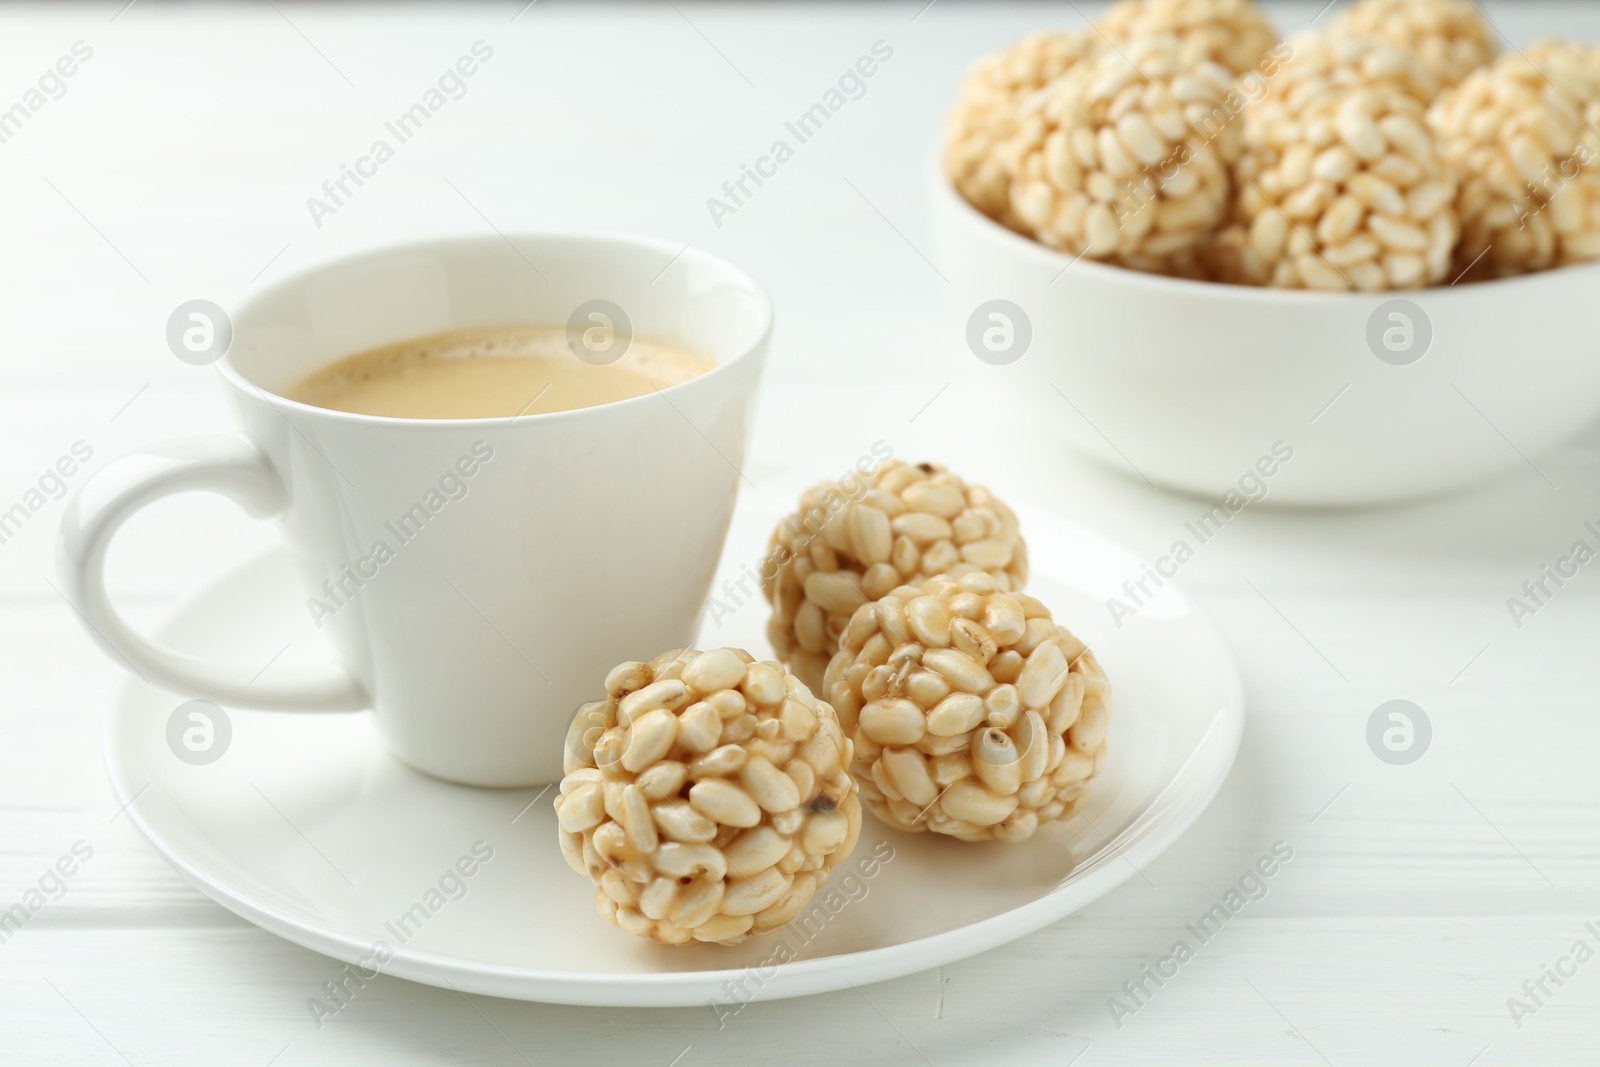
[104,505,1243,1007]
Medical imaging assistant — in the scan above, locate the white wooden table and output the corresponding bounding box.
[4,1,1599,1063]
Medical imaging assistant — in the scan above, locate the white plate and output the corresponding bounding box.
[104,505,1243,1007]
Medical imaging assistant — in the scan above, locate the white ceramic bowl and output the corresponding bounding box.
[930,166,1600,505]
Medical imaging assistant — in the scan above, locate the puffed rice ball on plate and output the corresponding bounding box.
[944,29,1101,228]
[1008,35,1244,275]
[557,647,862,946]
[1430,40,1600,278]
[821,573,1111,843]
[764,460,1027,697]
[1097,0,1279,77]
[1333,0,1497,94]
[1222,77,1459,289]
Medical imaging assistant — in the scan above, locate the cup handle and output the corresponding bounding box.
[57,435,367,710]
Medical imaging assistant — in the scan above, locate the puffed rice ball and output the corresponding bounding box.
[1008,37,1243,272]
[557,648,862,946]
[1225,79,1459,288]
[822,574,1110,843]
[1261,32,1440,110]
[764,461,1028,697]
[1430,41,1600,278]
[1333,0,1496,94]
[1097,0,1278,77]
[944,30,1101,227]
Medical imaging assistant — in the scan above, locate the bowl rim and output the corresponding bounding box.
[928,158,1600,303]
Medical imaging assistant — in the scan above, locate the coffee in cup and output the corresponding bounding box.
[291,326,712,419]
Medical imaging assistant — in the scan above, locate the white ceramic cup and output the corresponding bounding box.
[59,234,772,787]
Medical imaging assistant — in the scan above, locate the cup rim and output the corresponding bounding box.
[928,158,1600,302]
[216,231,774,430]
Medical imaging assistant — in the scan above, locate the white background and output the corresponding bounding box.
[3,1,1600,1064]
